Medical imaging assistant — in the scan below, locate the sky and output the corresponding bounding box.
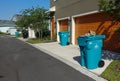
[0,0,50,20]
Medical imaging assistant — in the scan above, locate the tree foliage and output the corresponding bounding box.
[15,7,50,38]
[98,0,120,21]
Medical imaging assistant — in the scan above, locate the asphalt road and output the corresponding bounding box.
[0,35,95,81]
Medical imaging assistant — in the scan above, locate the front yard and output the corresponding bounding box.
[101,60,120,81]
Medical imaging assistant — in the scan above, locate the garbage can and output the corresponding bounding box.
[22,30,28,39]
[15,31,19,38]
[78,35,105,69]
[59,31,69,46]
[77,36,87,67]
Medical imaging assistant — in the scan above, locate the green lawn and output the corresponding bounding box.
[0,32,7,35]
[101,60,120,81]
[26,38,56,44]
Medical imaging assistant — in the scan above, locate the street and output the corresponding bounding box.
[0,35,95,81]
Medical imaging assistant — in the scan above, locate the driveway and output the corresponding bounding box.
[0,35,95,81]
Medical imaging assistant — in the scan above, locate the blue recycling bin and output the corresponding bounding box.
[59,31,69,46]
[77,36,87,67]
[15,31,19,38]
[78,35,105,69]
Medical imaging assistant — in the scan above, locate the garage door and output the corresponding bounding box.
[75,13,101,44]
[74,12,120,52]
[59,19,68,31]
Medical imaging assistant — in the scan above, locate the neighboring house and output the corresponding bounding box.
[11,14,23,22]
[7,27,17,35]
[0,27,11,33]
[0,20,16,27]
[48,0,120,52]
[0,20,16,34]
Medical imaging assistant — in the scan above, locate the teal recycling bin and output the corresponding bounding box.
[59,31,69,46]
[78,35,105,69]
[77,36,87,67]
[15,31,19,38]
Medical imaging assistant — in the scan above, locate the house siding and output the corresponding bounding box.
[50,0,120,53]
[50,0,99,19]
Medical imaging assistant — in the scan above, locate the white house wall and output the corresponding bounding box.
[28,27,36,38]
[8,28,17,35]
[57,20,60,42]
[0,27,12,33]
[71,17,75,45]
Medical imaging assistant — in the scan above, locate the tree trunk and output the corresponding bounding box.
[39,30,41,39]
[41,30,42,39]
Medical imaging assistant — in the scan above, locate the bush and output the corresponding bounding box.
[22,30,28,39]
[35,30,50,38]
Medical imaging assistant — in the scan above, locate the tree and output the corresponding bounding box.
[98,0,120,21]
[15,16,29,30]
[15,7,50,39]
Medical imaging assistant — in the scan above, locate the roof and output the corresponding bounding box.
[11,14,23,21]
[46,6,56,13]
[0,20,17,27]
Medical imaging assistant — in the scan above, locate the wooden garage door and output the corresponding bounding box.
[51,17,55,39]
[75,12,120,52]
[59,19,68,31]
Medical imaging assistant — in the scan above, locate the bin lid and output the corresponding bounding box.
[77,35,105,46]
[85,35,105,40]
[59,31,69,35]
[59,31,69,33]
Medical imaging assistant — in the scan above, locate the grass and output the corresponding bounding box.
[18,34,23,38]
[101,60,120,81]
[0,32,7,35]
[26,37,56,44]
